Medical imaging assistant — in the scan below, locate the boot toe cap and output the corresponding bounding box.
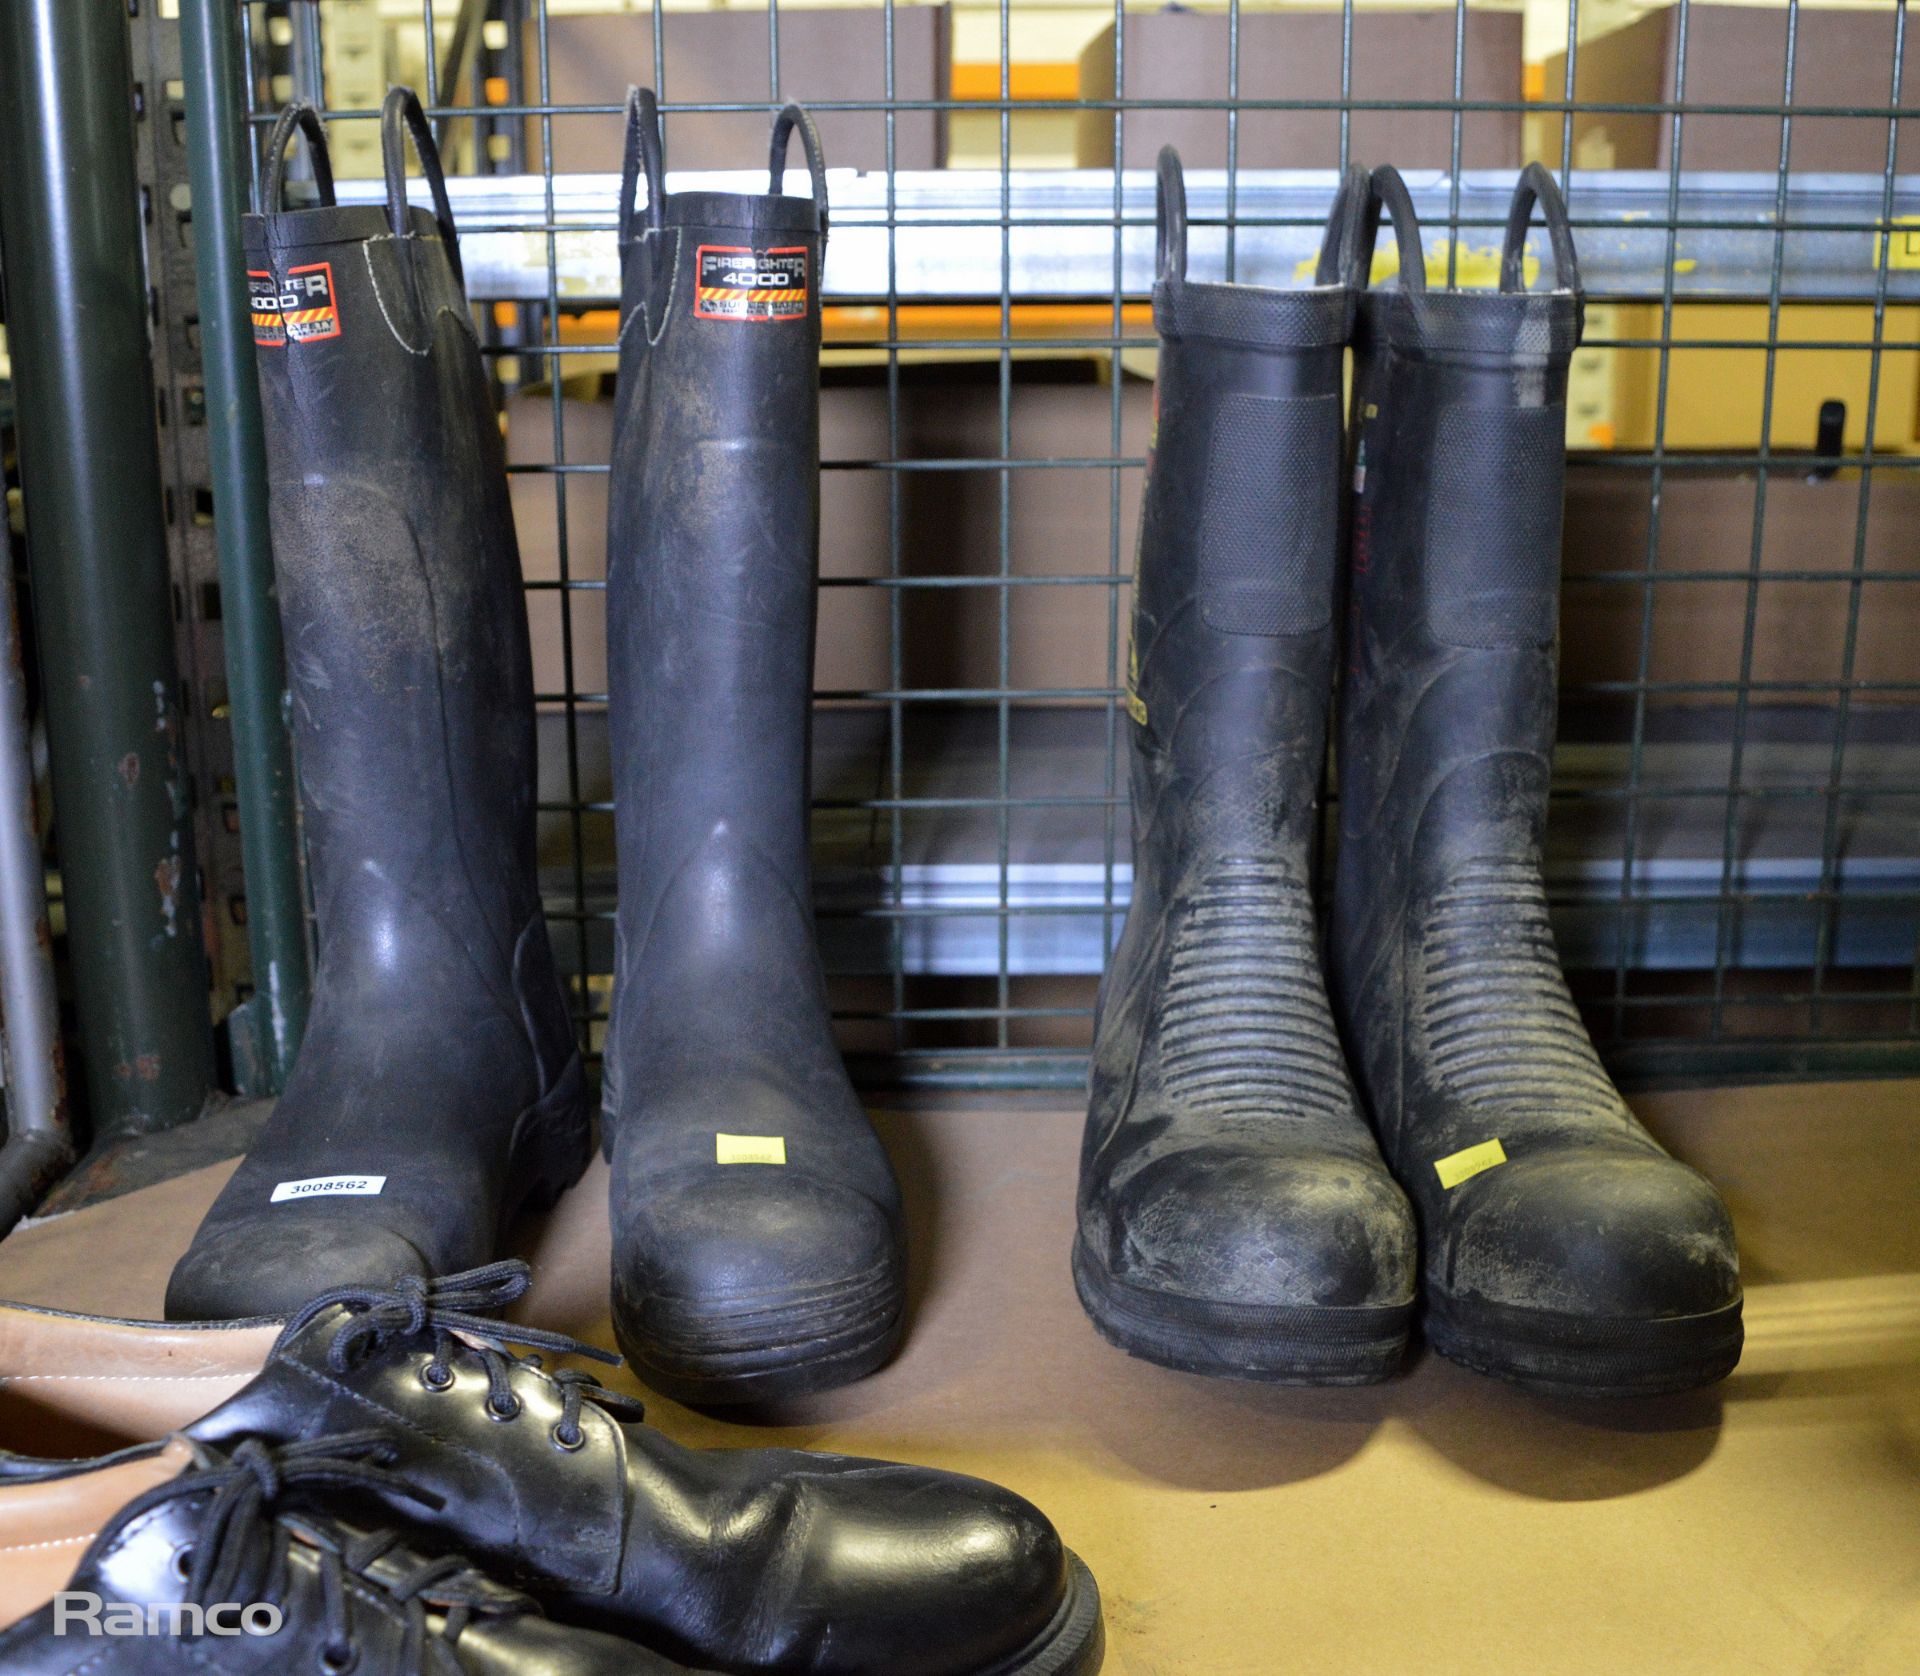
[611,1172,905,1398]
[1440,1149,1741,1321]
[166,1218,428,1321]
[1098,1146,1416,1311]
[614,1167,900,1301]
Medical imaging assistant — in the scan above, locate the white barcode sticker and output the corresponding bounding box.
[270,1174,387,1204]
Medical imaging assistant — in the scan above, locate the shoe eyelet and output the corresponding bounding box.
[318,1643,358,1674]
[419,1362,455,1393]
[171,1545,195,1581]
[486,1392,522,1422]
[550,1422,586,1453]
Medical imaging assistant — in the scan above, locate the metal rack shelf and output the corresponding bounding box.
[334,168,1920,304]
[532,707,1920,983]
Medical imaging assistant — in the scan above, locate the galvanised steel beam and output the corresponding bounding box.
[326,167,1920,304]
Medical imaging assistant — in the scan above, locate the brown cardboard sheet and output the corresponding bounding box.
[0,1084,1915,1673]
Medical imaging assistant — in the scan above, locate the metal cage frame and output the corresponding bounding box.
[173,0,1920,1097]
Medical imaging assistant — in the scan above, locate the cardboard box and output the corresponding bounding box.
[1661,3,1916,175]
[528,5,948,177]
[1535,4,1918,176]
[1590,302,1920,455]
[506,372,1149,706]
[509,376,1915,737]
[1076,8,1524,171]
[507,390,613,705]
[1526,9,1667,171]
[1561,466,1920,699]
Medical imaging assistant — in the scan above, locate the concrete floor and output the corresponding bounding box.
[1,1081,1917,1675]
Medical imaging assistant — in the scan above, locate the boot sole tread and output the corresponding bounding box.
[1425,1288,1745,1396]
[978,1550,1105,1676]
[1072,1236,1412,1385]
[613,1266,907,1405]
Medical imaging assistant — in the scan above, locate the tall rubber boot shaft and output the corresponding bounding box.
[603,92,904,1403]
[1073,152,1416,1385]
[1331,166,1741,1394]
[167,95,591,1320]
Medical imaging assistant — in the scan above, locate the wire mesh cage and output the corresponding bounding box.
[219,0,1918,1091]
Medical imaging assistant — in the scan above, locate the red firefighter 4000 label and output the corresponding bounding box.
[695,246,809,322]
[249,263,340,346]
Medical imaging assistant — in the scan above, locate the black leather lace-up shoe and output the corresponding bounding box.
[0,1264,1103,1676]
[0,1431,705,1673]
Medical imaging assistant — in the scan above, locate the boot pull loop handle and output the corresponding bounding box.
[1314,165,1371,288]
[1502,163,1581,294]
[1155,146,1188,284]
[1502,163,1585,337]
[381,85,465,291]
[768,103,830,236]
[263,101,336,212]
[1359,165,1426,295]
[618,86,667,249]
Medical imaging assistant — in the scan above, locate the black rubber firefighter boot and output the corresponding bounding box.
[167,94,592,1319]
[602,92,905,1402]
[1073,152,1418,1384]
[1331,166,1743,1395]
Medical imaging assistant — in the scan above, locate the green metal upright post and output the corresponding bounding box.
[179,0,312,1088]
[0,0,217,1137]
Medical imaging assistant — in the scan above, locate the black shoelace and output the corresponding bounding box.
[118,1432,517,1673]
[277,1260,648,1450]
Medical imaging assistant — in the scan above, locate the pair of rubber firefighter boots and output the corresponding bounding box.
[0,1263,1103,1675]
[1075,153,1744,1396]
[165,89,904,1406]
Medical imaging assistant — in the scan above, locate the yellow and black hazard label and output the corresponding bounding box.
[249,262,341,347]
[694,245,809,322]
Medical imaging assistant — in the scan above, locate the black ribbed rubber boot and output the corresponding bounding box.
[1073,152,1417,1385]
[602,92,905,1403]
[1330,166,1743,1396]
[167,94,592,1320]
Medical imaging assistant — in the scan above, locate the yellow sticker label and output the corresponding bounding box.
[715,1133,787,1166]
[1124,635,1147,726]
[1879,217,1920,273]
[1434,1138,1507,1190]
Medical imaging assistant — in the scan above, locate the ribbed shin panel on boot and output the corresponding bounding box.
[166,95,591,1320]
[1330,166,1743,1395]
[1073,152,1417,1385]
[601,93,905,1404]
